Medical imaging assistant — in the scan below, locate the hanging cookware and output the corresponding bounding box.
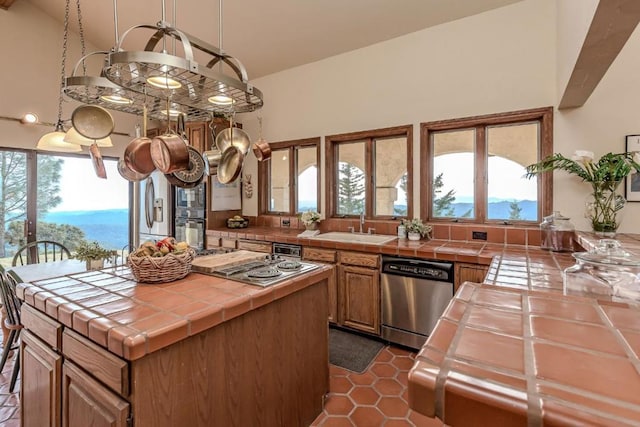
[89,143,107,179]
[150,113,189,173]
[71,105,114,140]
[165,145,206,188]
[124,108,155,174]
[217,145,244,184]
[202,120,222,175]
[117,158,150,182]
[215,116,251,155]
[252,116,271,161]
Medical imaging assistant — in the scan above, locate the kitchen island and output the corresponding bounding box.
[16,263,333,427]
[408,233,640,426]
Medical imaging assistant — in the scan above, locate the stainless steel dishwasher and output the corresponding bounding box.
[380,255,454,350]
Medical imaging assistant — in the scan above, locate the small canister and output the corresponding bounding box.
[540,211,574,252]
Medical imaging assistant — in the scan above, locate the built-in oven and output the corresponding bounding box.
[175,217,205,251]
[175,182,206,218]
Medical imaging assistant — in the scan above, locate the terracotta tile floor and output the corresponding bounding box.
[0,330,443,427]
[312,345,444,427]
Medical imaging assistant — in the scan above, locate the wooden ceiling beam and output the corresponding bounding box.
[0,0,17,10]
[559,0,640,109]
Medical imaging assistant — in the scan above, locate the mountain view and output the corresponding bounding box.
[41,209,129,250]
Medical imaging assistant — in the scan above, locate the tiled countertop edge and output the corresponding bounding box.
[16,265,333,361]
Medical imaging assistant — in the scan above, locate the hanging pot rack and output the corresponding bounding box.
[65,0,261,122]
[103,22,263,116]
[64,51,214,122]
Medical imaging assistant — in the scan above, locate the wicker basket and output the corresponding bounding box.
[127,248,196,283]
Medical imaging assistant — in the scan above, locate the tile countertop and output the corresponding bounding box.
[16,264,333,361]
[408,231,640,426]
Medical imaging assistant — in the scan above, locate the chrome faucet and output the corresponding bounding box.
[359,212,364,234]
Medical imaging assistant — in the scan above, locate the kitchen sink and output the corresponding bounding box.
[309,231,397,245]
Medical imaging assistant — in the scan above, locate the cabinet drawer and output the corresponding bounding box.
[22,304,62,350]
[221,238,237,249]
[339,251,379,268]
[303,248,337,263]
[206,237,221,249]
[237,240,272,253]
[62,329,130,398]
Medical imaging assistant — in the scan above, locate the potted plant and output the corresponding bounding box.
[72,241,116,271]
[300,210,321,230]
[402,218,432,241]
[526,150,640,236]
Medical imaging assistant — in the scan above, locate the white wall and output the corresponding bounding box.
[241,0,556,220]
[0,1,138,157]
[554,16,640,233]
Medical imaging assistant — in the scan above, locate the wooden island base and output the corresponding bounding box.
[130,280,329,426]
[18,268,331,427]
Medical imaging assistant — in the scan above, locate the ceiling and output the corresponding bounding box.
[24,0,522,79]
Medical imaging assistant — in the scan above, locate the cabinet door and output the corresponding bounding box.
[62,361,130,427]
[454,263,489,293]
[21,329,62,427]
[339,265,380,335]
[186,121,209,154]
[304,249,338,324]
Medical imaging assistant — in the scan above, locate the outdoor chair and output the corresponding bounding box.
[12,240,71,266]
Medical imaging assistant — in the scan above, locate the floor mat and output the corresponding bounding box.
[329,328,385,373]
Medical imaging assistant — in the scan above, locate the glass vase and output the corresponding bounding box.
[585,181,626,237]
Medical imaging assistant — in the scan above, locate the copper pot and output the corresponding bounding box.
[150,114,189,173]
[124,108,155,174]
[150,133,189,173]
[252,138,271,162]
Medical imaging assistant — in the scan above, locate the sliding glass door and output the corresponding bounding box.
[0,148,130,267]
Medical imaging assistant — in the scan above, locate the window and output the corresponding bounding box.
[0,148,130,267]
[326,125,412,220]
[259,138,320,215]
[420,107,553,224]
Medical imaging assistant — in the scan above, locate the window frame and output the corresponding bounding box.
[258,137,321,215]
[325,125,413,220]
[420,107,553,225]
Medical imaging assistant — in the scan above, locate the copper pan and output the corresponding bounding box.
[118,158,150,182]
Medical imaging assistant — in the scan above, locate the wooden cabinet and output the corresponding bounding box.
[21,329,62,427]
[62,361,130,427]
[21,307,130,427]
[338,251,380,335]
[454,262,489,293]
[339,265,380,335]
[237,240,272,253]
[303,248,338,323]
[185,121,210,154]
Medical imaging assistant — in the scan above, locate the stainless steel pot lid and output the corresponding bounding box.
[71,105,115,140]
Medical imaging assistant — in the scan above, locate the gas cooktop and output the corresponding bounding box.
[209,256,320,287]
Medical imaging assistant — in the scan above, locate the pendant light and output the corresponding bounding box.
[207,0,233,107]
[37,0,81,153]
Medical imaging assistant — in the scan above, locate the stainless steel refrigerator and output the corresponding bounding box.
[136,171,174,246]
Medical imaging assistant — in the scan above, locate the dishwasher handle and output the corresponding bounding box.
[381,257,453,282]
